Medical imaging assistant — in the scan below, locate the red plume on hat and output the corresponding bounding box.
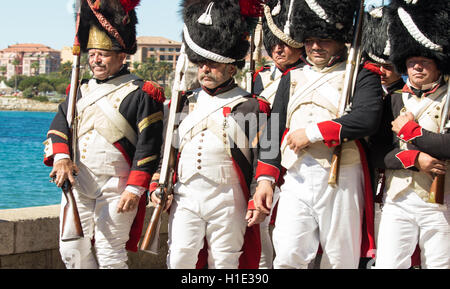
[119,0,141,14]
[239,0,265,17]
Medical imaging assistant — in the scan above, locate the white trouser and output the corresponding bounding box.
[259,187,280,269]
[273,155,364,269]
[167,175,248,269]
[59,164,137,269]
[375,191,450,269]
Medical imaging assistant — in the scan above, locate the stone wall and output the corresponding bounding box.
[0,97,58,112]
[0,205,168,269]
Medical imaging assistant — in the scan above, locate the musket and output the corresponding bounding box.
[60,1,83,241]
[140,73,184,254]
[328,0,365,186]
[429,76,450,204]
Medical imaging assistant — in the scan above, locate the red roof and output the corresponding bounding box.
[1,43,59,53]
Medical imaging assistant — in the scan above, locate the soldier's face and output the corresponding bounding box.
[197,61,236,89]
[88,49,127,80]
[271,43,302,70]
[406,56,441,89]
[304,38,345,68]
[379,64,401,86]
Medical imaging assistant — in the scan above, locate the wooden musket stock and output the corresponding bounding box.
[140,80,184,253]
[428,77,450,204]
[328,0,365,186]
[60,4,83,241]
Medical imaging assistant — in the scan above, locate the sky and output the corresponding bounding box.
[0,0,387,51]
[0,0,184,50]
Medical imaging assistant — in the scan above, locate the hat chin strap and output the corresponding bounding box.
[398,7,443,52]
[183,25,237,64]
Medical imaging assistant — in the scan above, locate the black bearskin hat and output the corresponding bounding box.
[262,0,289,55]
[288,0,359,44]
[362,7,391,64]
[181,0,251,68]
[78,0,139,55]
[387,0,450,74]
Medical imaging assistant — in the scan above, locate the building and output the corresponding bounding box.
[0,44,61,80]
[129,36,182,70]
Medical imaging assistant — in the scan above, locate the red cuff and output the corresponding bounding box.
[398,120,423,142]
[248,199,256,210]
[395,150,420,169]
[255,161,280,183]
[149,181,158,192]
[127,170,151,188]
[43,143,70,167]
[317,120,342,148]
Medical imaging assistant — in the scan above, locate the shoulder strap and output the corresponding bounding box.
[96,97,137,146]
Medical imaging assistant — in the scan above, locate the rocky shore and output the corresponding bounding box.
[0,96,59,112]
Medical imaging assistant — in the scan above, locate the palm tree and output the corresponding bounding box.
[31,61,40,76]
[157,61,173,87]
[0,66,6,78]
[11,58,20,92]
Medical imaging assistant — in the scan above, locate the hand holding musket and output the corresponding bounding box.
[328,0,365,186]
[60,1,84,241]
[429,77,450,204]
[140,76,184,254]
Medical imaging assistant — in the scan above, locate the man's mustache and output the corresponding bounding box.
[199,72,217,82]
[90,63,107,69]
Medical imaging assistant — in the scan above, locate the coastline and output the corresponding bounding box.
[0,96,59,112]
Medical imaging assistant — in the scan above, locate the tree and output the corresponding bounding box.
[31,61,40,76]
[0,66,6,78]
[59,61,72,79]
[12,58,20,91]
[156,61,173,87]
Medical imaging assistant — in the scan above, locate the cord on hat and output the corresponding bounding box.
[397,6,443,52]
[198,2,214,25]
[264,4,303,48]
[183,24,237,63]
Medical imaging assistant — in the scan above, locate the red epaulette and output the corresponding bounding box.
[253,65,270,82]
[363,61,382,76]
[142,81,166,103]
[253,95,271,115]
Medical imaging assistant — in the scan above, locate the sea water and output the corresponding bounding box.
[0,110,61,209]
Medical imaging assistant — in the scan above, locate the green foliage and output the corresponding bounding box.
[22,87,34,98]
[134,57,174,87]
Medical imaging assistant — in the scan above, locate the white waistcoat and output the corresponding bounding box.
[75,75,139,177]
[177,88,246,185]
[280,62,361,170]
[386,84,450,202]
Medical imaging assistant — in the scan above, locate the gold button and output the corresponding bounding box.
[198,153,202,156]
[116,98,121,102]
[83,149,86,152]
[197,159,201,163]
[197,166,202,170]
[81,156,86,159]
